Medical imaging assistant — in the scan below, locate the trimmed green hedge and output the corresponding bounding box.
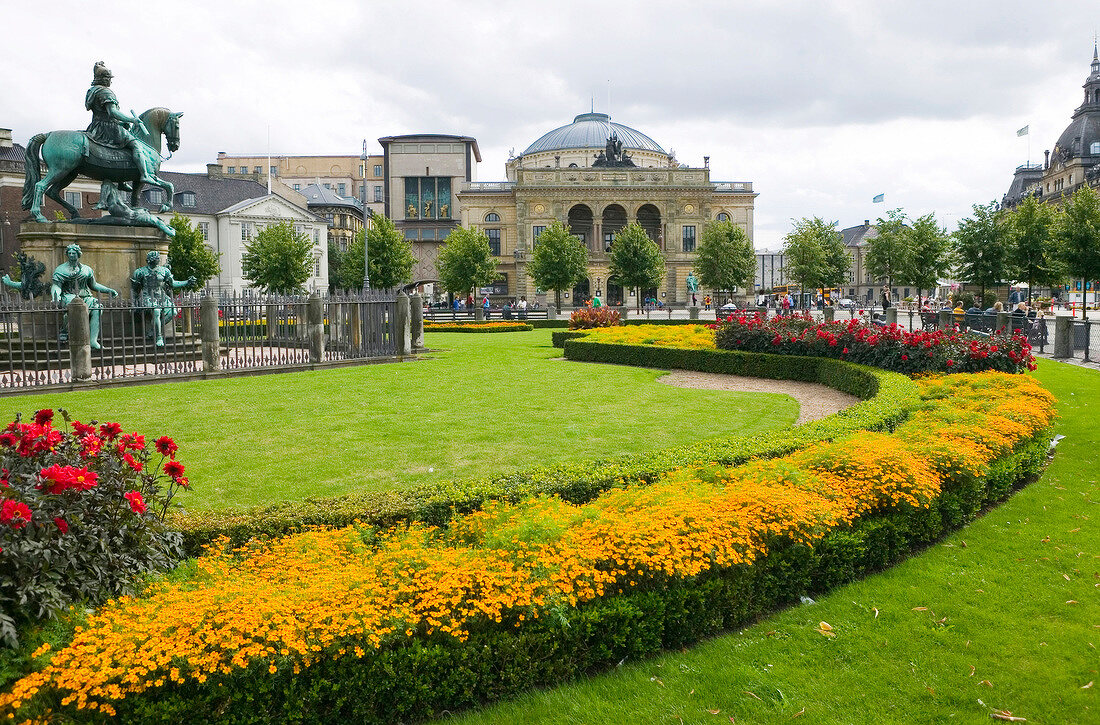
[550,330,589,347]
[171,345,917,557]
[120,435,1050,724]
[424,324,533,333]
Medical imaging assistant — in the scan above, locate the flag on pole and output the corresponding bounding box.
[872,193,885,203]
[1017,125,1029,137]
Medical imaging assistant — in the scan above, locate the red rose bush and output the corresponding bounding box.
[713,312,1036,374]
[0,410,190,648]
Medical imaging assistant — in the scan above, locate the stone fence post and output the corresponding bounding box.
[823,307,835,323]
[1053,316,1073,358]
[307,293,324,363]
[410,293,424,350]
[618,306,628,320]
[200,296,221,372]
[474,305,485,321]
[396,293,412,356]
[547,304,557,320]
[938,310,952,329]
[67,298,92,382]
[885,308,898,326]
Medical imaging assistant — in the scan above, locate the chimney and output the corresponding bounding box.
[864,219,869,227]
[207,163,223,179]
[0,129,12,149]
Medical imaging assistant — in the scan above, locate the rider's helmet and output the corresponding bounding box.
[92,61,113,86]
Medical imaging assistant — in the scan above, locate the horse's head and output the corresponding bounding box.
[165,111,183,153]
[137,108,183,153]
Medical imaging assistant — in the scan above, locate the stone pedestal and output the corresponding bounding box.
[18,222,170,301]
[823,307,835,323]
[688,307,700,320]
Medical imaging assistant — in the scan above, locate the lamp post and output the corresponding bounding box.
[361,140,370,291]
[596,276,602,298]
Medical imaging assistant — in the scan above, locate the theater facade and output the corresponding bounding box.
[395,112,756,306]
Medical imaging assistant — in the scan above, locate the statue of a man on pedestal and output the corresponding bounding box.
[130,250,195,346]
[51,243,119,349]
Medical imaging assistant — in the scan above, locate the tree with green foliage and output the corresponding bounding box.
[608,222,666,310]
[1054,185,1100,319]
[241,220,315,294]
[897,212,950,295]
[526,220,588,309]
[864,208,911,292]
[1004,195,1063,304]
[952,200,1008,307]
[781,217,840,294]
[693,220,756,298]
[167,214,220,288]
[436,226,498,299]
[338,215,414,290]
[327,241,345,293]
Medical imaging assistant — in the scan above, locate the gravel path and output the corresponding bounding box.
[656,371,860,425]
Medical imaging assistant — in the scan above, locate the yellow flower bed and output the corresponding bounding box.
[0,373,1055,720]
[581,324,716,350]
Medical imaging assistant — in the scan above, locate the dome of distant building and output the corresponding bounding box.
[1052,45,1100,162]
[521,113,668,156]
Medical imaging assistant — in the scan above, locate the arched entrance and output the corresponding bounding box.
[572,277,590,307]
[638,204,661,245]
[568,204,593,251]
[602,204,627,251]
[606,276,624,306]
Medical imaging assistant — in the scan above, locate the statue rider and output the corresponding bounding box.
[85,61,145,176]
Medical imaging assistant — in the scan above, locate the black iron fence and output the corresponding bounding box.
[0,291,401,392]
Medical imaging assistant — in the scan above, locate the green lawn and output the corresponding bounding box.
[0,331,798,510]
[448,359,1099,725]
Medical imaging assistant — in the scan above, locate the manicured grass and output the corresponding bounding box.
[448,359,1099,724]
[0,331,797,510]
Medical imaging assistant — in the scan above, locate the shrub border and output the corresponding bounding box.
[423,323,533,333]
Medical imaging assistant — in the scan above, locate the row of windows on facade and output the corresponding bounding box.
[287,183,383,203]
[62,189,198,209]
[240,222,321,245]
[225,164,384,178]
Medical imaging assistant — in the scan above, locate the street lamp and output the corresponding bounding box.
[361,140,370,291]
[596,276,602,297]
[362,209,372,291]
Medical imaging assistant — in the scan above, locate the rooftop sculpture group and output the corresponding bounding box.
[21,61,183,237]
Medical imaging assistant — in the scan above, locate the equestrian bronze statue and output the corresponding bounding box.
[21,62,183,236]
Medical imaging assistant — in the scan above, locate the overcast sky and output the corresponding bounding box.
[5,0,1098,250]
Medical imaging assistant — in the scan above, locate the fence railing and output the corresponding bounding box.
[423,307,549,322]
[0,291,403,392]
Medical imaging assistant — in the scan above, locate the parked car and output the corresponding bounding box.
[719,302,738,311]
[837,298,856,309]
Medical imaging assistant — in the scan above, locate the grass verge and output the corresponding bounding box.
[0,331,797,510]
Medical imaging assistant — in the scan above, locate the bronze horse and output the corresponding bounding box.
[21,107,183,223]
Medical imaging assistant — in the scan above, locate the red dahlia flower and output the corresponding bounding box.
[163,460,186,479]
[1,499,32,528]
[154,436,178,458]
[124,490,147,514]
[53,517,68,534]
[33,409,53,425]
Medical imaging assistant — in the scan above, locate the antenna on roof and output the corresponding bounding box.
[590,94,594,113]
[266,125,271,194]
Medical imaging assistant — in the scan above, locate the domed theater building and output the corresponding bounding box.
[455,112,756,306]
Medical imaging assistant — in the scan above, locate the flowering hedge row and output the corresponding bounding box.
[0,411,190,649]
[0,369,1055,723]
[714,312,1036,374]
[423,322,533,333]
